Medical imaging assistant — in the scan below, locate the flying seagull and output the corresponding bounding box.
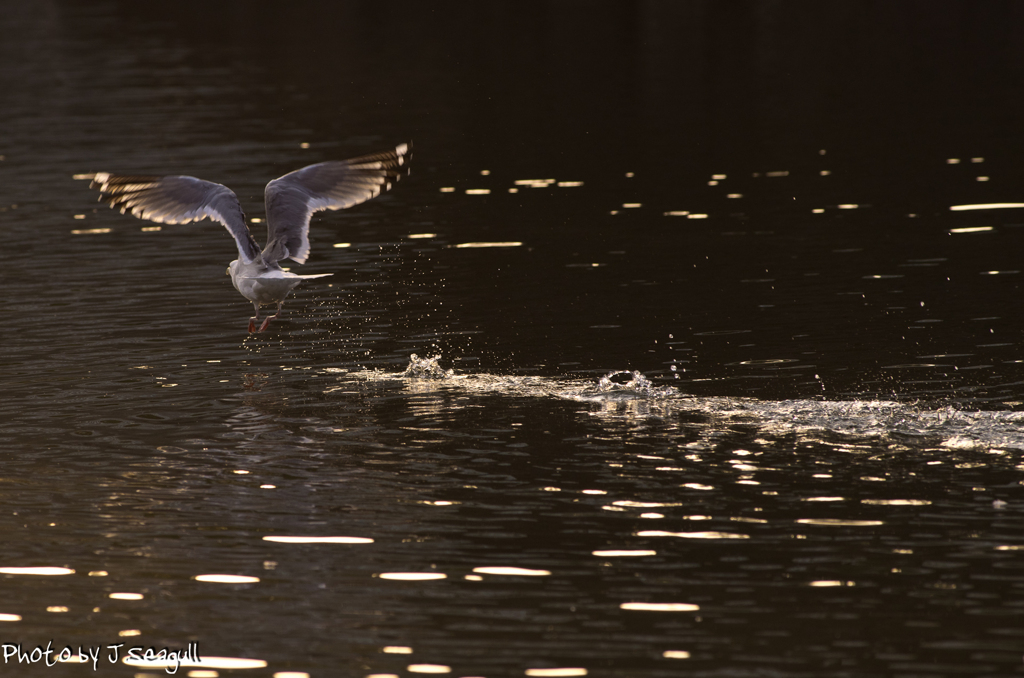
[79,143,409,332]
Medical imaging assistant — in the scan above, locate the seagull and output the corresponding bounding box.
[80,143,409,332]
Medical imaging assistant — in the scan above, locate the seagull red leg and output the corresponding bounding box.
[258,302,284,333]
[249,301,261,333]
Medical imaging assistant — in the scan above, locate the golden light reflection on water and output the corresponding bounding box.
[452,242,523,248]
[0,567,74,575]
[0,614,21,621]
[620,602,699,611]
[612,500,681,508]
[525,669,588,677]
[472,567,550,576]
[407,664,451,673]
[795,519,884,526]
[123,655,267,670]
[383,646,413,654]
[193,574,260,583]
[949,226,994,233]
[592,550,657,557]
[950,202,1024,211]
[263,536,373,544]
[637,530,749,539]
[378,573,447,581]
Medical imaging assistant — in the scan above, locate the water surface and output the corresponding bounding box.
[3,2,1024,676]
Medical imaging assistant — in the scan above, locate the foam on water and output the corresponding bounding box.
[336,355,1024,450]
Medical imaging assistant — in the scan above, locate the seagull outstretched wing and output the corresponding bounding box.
[86,173,262,264]
[262,143,410,265]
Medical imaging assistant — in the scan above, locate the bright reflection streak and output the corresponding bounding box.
[861,499,931,506]
[465,189,491,195]
[950,203,1024,211]
[796,519,884,526]
[525,669,588,677]
[274,673,311,678]
[663,211,689,216]
[70,228,112,235]
[407,664,451,673]
[407,233,437,239]
[108,593,143,600]
[439,187,455,192]
[949,226,994,233]
[472,567,550,576]
[194,574,259,583]
[637,531,749,539]
[612,501,681,508]
[620,602,699,611]
[592,550,656,557]
[47,607,69,613]
[0,567,74,575]
[123,656,266,670]
[453,242,523,248]
[383,646,413,654]
[0,614,21,621]
[557,181,583,187]
[802,497,846,502]
[682,483,713,490]
[263,536,373,544]
[379,573,447,581]
[663,651,691,659]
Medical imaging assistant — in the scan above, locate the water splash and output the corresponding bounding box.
[593,370,679,397]
[402,354,454,380]
[333,355,1024,450]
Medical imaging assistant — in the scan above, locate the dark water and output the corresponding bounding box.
[4,2,1024,676]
